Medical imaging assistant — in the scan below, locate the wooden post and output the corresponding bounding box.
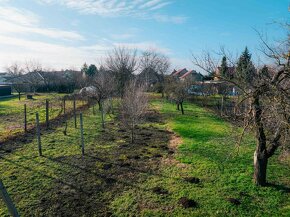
[63,99,66,114]
[110,97,114,115]
[0,180,20,217]
[80,113,84,157]
[73,98,77,128]
[101,101,105,128]
[36,112,42,156]
[24,104,27,133]
[221,95,224,116]
[46,99,49,129]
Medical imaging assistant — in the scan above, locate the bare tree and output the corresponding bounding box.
[6,62,24,76]
[90,69,116,128]
[247,28,290,186]
[121,79,148,143]
[6,63,25,100]
[139,49,170,96]
[23,60,44,93]
[192,50,219,78]
[105,47,138,96]
[191,26,290,186]
[167,79,191,115]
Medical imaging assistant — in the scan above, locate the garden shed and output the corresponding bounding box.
[0,85,12,96]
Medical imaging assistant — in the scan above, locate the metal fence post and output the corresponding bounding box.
[46,99,49,129]
[36,112,42,156]
[24,104,27,133]
[0,180,20,217]
[80,113,84,157]
[74,98,77,128]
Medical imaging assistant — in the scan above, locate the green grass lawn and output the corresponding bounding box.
[110,99,290,216]
[0,97,289,216]
[0,93,85,141]
[0,106,107,216]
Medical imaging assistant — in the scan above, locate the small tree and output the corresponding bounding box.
[91,69,115,128]
[121,80,148,143]
[105,47,138,96]
[220,56,229,78]
[165,77,191,115]
[139,49,170,97]
[87,64,98,77]
[6,63,25,100]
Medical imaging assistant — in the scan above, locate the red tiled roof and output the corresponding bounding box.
[172,68,186,76]
[180,70,193,78]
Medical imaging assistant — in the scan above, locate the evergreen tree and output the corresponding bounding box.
[259,65,270,79]
[236,47,256,85]
[220,56,229,78]
[87,64,98,77]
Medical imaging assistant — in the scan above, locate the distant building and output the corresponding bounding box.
[214,66,235,80]
[179,70,204,82]
[171,68,204,82]
[0,72,12,85]
[0,85,12,96]
[138,69,161,86]
[171,68,188,77]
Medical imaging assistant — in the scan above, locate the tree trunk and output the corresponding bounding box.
[131,123,134,144]
[253,150,268,186]
[18,92,21,100]
[252,93,268,186]
[177,103,180,110]
[101,102,105,128]
[180,102,184,115]
[98,100,102,111]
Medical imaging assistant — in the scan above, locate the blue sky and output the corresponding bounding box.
[0,0,288,71]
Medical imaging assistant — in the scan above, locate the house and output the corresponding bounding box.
[179,70,204,82]
[171,68,204,82]
[214,66,235,80]
[137,69,161,86]
[189,80,238,96]
[171,68,188,77]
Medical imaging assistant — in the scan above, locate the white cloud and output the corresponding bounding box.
[0,0,171,70]
[0,34,172,70]
[0,6,39,26]
[0,35,97,70]
[139,0,166,9]
[0,6,84,41]
[35,0,186,24]
[0,20,84,41]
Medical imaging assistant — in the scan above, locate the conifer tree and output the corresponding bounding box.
[87,64,98,77]
[220,56,229,78]
[236,47,256,85]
